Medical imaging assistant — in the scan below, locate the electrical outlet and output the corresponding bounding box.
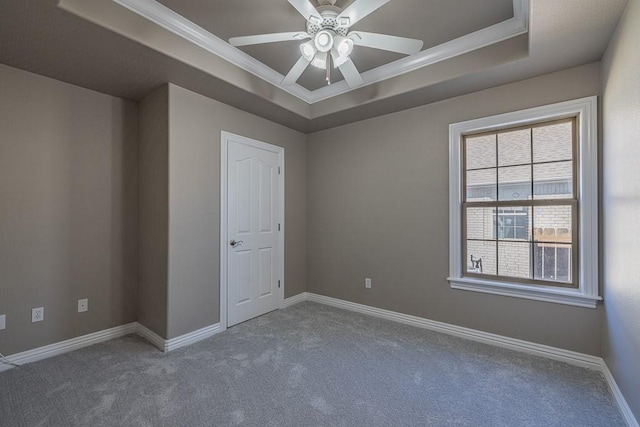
[78,299,88,313]
[0,314,5,330]
[365,278,372,289]
[32,307,44,323]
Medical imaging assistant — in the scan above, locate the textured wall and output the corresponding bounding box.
[166,84,307,339]
[307,63,603,355]
[602,0,640,419]
[0,64,138,355]
[137,85,169,338]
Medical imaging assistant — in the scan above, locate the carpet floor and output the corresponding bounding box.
[0,302,625,426]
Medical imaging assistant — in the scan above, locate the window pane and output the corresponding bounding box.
[466,240,497,275]
[466,168,496,202]
[533,161,573,199]
[556,246,571,282]
[498,241,531,279]
[534,243,572,283]
[533,121,573,163]
[465,134,496,170]
[533,205,573,243]
[498,165,531,201]
[498,129,531,167]
[495,206,531,241]
[466,207,495,240]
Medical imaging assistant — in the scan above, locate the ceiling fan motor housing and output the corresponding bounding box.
[306,6,349,37]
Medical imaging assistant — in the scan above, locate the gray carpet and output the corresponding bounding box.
[0,302,625,426]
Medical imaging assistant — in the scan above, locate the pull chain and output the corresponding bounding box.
[326,53,331,85]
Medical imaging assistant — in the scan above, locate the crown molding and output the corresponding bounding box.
[111,0,529,105]
[111,0,313,103]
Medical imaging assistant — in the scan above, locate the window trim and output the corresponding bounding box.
[448,96,601,308]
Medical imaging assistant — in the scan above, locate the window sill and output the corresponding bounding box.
[447,277,602,308]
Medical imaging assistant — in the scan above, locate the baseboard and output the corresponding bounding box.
[306,293,602,369]
[283,292,309,308]
[1,296,636,427]
[299,292,637,426]
[165,323,221,352]
[1,321,223,372]
[135,323,167,352]
[135,322,221,352]
[602,363,639,427]
[0,322,138,373]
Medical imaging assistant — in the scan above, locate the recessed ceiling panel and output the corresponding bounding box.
[156,0,514,91]
[0,0,628,132]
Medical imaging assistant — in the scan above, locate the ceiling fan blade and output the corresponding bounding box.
[229,32,309,47]
[337,0,390,27]
[287,0,323,23]
[336,57,364,88]
[282,56,312,86]
[349,31,423,55]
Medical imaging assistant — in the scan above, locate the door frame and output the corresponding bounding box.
[220,131,285,332]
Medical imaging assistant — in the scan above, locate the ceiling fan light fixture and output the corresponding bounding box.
[300,41,317,61]
[311,51,328,69]
[332,54,349,68]
[314,30,334,52]
[335,36,354,57]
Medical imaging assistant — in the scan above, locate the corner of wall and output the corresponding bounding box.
[137,84,170,339]
[601,0,640,422]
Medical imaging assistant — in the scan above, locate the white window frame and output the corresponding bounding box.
[448,96,601,308]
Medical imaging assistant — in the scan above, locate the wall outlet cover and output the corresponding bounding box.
[32,307,44,323]
[78,299,88,313]
[365,278,372,289]
[0,314,5,330]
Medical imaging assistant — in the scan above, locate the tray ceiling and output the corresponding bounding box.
[0,0,627,132]
[155,0,514,92]
[115,0,525,103]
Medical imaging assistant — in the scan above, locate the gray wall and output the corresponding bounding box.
[0,64,138,355]
[136,84,307,339]
[138,85,169,338]
[137,84,307,340]
[602,0,640,419]
[307,63,603,356]
[138,84,307,339]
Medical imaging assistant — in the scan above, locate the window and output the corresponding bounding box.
[448,97,600,308]
[463,118,577,288]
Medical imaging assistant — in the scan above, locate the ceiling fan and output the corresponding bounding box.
[228,0,424,88]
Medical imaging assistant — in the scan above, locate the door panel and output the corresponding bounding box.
[259,248,273,298]
[235,158,252,234]
[259,160,273,233]
[234,250,252,304]
[227,137,281,327]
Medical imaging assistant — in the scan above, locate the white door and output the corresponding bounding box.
[223,132,283,328]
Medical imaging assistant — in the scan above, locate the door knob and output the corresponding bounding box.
[230,240,243,247]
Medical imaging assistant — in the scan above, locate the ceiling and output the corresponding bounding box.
[154,0,514,92]
[0,0,629,133]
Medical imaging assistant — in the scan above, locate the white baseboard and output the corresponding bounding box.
[306,293,602,369]
[0,321,222,372]
[1,295,636,427]
[283,292,309,308]
[135,323,167,352]
[135,322,221,352]
[603,363,640,427]
[287,292,637,427]
[0,323,138,373]
[165,323,221,352]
